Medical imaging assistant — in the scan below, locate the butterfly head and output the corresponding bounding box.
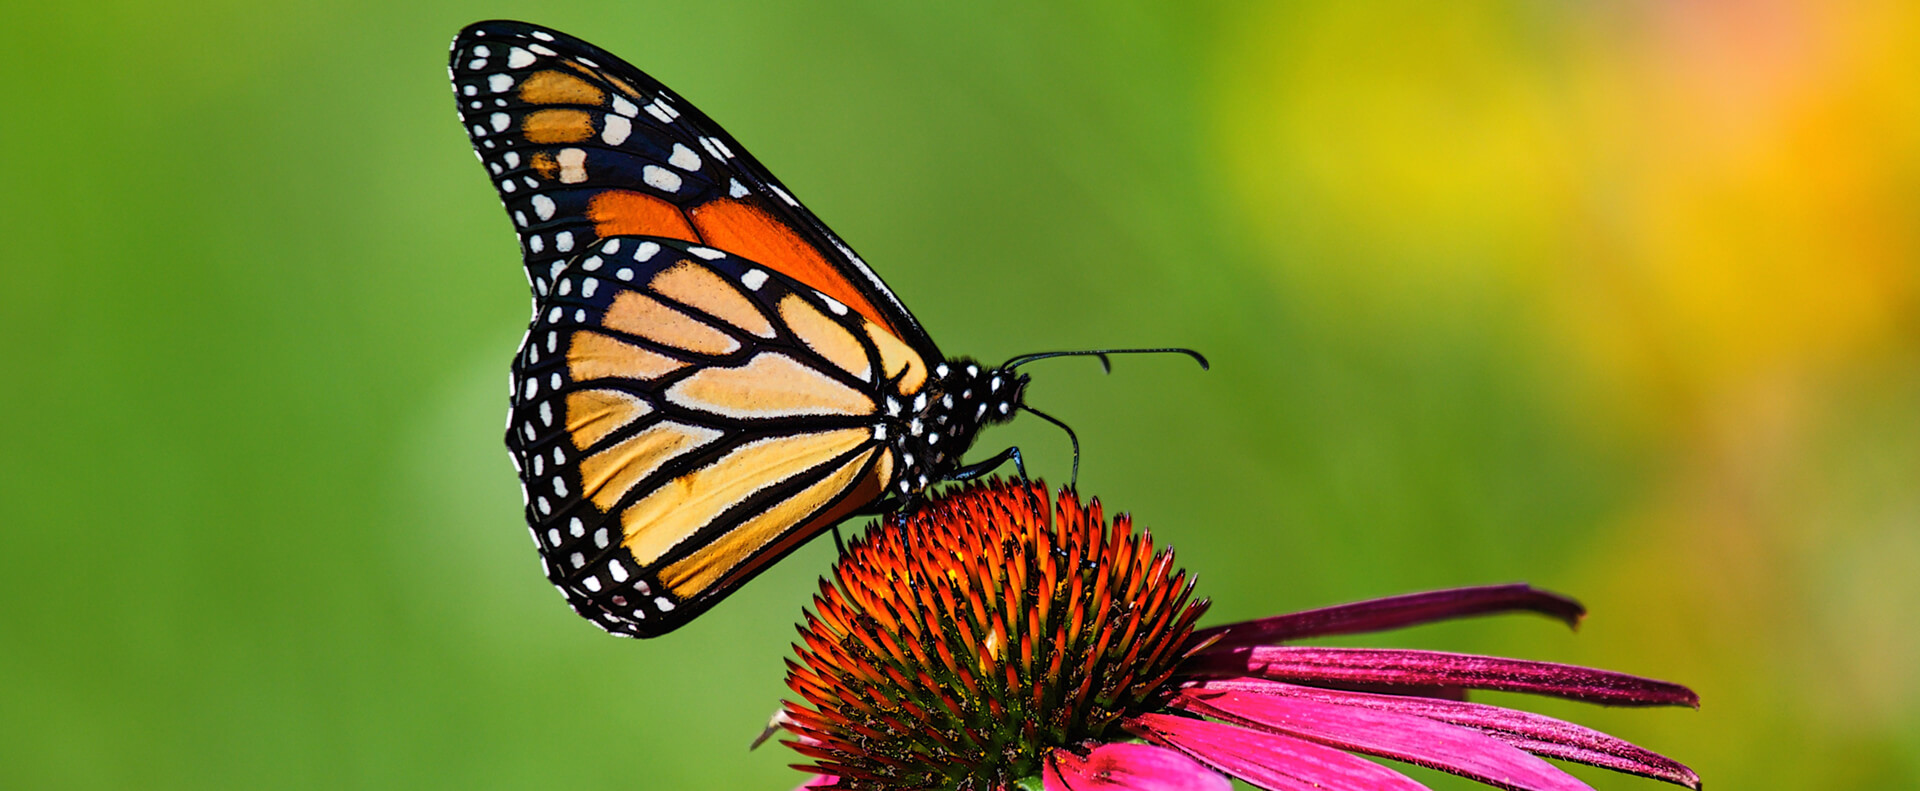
[887,358,1028,497]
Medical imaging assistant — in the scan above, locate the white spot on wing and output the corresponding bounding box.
[642,165,681,192]
[557,148,588,183]
[555,231,574,252]
[644,100,674,124]
[687,246,724,260]
[635,241,660,260]
[611,95,639,117]
[508,47,536,68]
[532,194,556,221]
[488,74,514,93]
[602,115,632,145]
[489,112,510,132]
[668,143,701,171]
[728,178,748,198]
[742,269,768,290]
[770,184,798,206]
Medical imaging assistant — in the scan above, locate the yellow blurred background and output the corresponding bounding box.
[3,1,1913,788]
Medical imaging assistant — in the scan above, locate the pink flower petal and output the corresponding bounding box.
[1191,585,1584,648]
[1128,712,1429,791]
[1187,646,1699,707]
[1046,743,1231,791]
[792,772,838,789]
[1192,679,1700,788]
[1177,689,1594,791]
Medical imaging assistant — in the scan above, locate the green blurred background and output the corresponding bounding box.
[6,1,1916,788]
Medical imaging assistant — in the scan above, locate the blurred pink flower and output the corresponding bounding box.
[781,480,1699,791]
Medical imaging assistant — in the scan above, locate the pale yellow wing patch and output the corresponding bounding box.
[518,70,606,105]
[577,421,724,511]
[567,330,689,383]
[659,447,876,598]
[521,108,596,144]
[565,388,653,450]
[601,291,740,356]
[650,260,776,338]
[664,352,874,419]
[779,294,871,382]
[865,321,927,393]
[621,428,870,566]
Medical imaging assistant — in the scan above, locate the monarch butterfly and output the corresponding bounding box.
[450,21,1201,637]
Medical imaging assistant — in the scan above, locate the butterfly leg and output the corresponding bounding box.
[832,525,847,557]
[948,446,1026,482]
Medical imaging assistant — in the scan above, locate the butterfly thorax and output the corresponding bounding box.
[885,359,1028,497]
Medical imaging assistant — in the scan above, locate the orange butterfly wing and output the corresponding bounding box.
[451,19,932,355]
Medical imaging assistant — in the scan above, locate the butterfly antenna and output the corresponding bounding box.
[1019,404,1081,486]
[1002,347,1209,374]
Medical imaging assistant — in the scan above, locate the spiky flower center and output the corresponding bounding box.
[783,480,1209,791]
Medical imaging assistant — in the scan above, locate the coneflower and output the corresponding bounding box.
[780,480,1699,791]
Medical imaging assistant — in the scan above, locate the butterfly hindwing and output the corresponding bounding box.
[450,20,938,358]
[507,236,925,636]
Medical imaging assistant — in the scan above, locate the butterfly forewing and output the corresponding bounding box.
[450,20,936,357]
